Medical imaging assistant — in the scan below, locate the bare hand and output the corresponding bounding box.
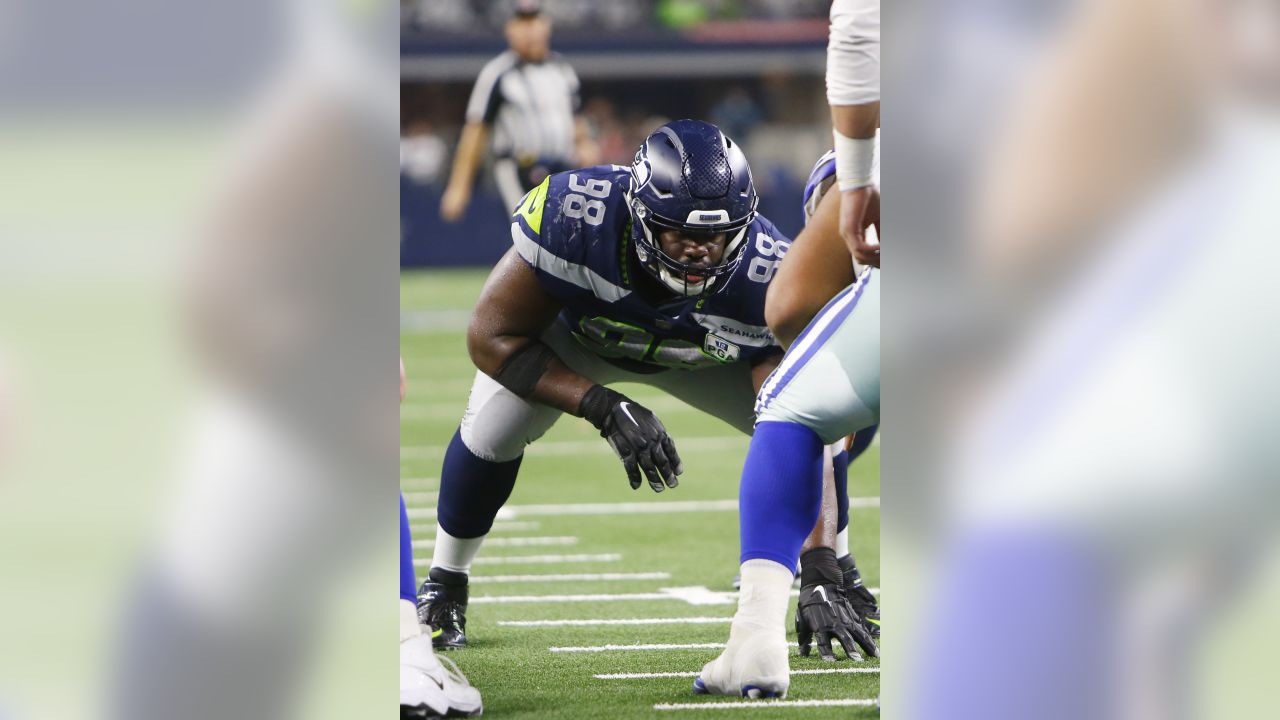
[440,184,470,223]
[839,187,880,268]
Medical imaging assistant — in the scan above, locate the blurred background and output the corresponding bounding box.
[2,0,1276,717]
[400,0,834,266]
[0,2,397,719]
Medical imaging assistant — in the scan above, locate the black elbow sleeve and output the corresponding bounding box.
[492,340,558,398]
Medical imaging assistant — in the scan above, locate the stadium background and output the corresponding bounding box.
[400,1,880,715]
[401,0,834,266]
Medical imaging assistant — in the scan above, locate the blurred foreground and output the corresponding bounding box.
[888,0,1280,718]
[0,2,397,718]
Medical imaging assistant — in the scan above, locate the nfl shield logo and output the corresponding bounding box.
[703,333,740,363]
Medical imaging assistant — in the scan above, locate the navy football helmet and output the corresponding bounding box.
[627,119,758,296]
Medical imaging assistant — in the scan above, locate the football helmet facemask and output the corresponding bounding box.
[627,119,758,297]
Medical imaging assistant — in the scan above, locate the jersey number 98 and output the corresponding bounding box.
[562,174,611,226]
[747,233,790,283]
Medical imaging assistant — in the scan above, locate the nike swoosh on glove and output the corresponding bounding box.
[579,384,683,492]
[796,548,879,661]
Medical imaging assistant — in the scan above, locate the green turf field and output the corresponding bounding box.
[402,269,880,718]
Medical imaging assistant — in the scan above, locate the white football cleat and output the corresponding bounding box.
[694,621,790,699]
[400,632,483,718]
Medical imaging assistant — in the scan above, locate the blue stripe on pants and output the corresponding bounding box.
[758,271,872,412]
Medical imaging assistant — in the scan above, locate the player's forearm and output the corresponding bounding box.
[765,185,859,346]
[529,357,596,416]
[446,123,488,191]
[469,333,594,416]
[832,102,878,195]
[831,102,879,140]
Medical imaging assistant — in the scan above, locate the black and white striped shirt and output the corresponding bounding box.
[466,50,580,166]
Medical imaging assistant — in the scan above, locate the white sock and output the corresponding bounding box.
[400,599,422,642]
[732,559,794,633]
[836,527,850,559]
[430,524,486,575]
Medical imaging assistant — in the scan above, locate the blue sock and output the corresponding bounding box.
[833,449,850,535]
[436,428,523,539]
[739,421,825,568]
[400,494,416,602]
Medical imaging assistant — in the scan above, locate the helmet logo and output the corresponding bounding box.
[631,146,652,191]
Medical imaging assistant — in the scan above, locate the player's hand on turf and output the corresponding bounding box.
[796,582,879,661]
[796,548,879,661]
[578,385,683,492]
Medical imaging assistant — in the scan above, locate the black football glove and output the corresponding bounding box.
[579,385,683,492]
[796,548,879,661]
[840,553,881,637]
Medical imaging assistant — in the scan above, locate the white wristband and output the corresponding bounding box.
[833,128,876,191]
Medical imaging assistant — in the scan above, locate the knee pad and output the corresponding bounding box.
[458,372,561,462]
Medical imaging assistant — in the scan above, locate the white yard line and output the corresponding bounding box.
[489,499,739,517]
[401,436,745,459]
[411,520,539,533]
[471,572,670,584]
[400,405,465,421]
[473,586,733,606]
[550,643,727,653]
[500,616,730,627]
[554,642,814,653]
[654,699,878,710]
[400,309,472,332]
[408,520,544,532]
[475,592,669,604]
[471,553,621,565]
[466,586,877,605]
[487,521,542,532]
[411,536,577,550]
[402,396,713,418]
[596,668,880,679]
[405,497,878,520]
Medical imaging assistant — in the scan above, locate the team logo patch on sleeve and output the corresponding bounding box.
[703,333,741,363]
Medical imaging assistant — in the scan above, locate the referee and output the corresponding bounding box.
[440,0,588,222]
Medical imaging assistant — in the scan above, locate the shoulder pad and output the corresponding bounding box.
[510,166,633,302]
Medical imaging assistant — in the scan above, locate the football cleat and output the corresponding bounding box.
[839,554,880,637]
[694,622,789,699]
[418,568,469,650]
[399,632,482,718]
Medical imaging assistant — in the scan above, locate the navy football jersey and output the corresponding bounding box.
[510,164,788,372]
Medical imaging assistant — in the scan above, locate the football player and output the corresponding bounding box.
[784,147,883,639]
[401,359,483,718]
[696,0,881,699]
[418,119,797,648]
